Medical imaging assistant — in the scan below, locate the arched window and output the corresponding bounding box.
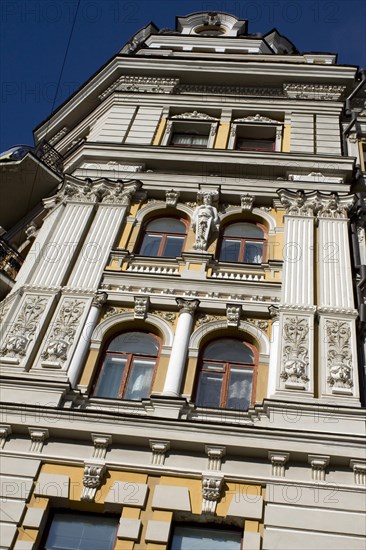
[195,338,256,411]
[93,331,160,400]
[219,222,265,264]
[138,217,187,258]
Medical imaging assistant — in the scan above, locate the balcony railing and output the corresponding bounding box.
[0,240,23,281]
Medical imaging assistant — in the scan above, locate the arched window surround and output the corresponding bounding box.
[217,219,267,265]
[136,216,189,259]
[92,330,161,401]
[194,336,259,411]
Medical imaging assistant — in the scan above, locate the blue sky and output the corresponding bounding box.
[1,0,365,151]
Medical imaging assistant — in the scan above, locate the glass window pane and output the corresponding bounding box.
[220,240,241,262]
[162,236,184,257]
[146,218,186,233]
[171,525,241,550]
[123,358,155,400]
[204,339,254,364]
[139,234,161,256]
[94,356,127,398]
[108,332,159,356]
[45,512,118,550]
[244,242,263,264]
[224,223,264,239]
[196,372,223,408]
[192,135,208,147]
[171,133,193,145]
[227,368,253,410]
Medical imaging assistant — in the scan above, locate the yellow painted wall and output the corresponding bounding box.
[214,122,230,148]
[282,124,291,152]
[153,117,167,145]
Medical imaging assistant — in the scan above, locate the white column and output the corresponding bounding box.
[267,307,279,398]
[163,298,199,397]
[68,293,107,388]
[275,190,316,398]
[317,193,359,404]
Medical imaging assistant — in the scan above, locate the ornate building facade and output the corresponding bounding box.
[0,11,365,550]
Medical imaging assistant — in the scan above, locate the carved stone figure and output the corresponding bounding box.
[192,193,220,251]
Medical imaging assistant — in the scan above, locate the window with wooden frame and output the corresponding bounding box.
[219,222,266,264]
[138,217,188,258]
[160,111,219,148]
[41,510,119,550]
[93,331,160,401]
[228,114,283,152]
[195,338,257,411]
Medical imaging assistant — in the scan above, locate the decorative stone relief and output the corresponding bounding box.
[91,434,112,460]
[81,461,106,501]
[234,114,281,124]
[41,299,86,368]
[205,446,226,471]
[195,313,222,326]
[48,126,69,145]
[101,306,131,320]
[202,473,224,514]
[0,296,48,364]
[177,84,282,98]
[283,83,345,101]
[134,296,149,320]
[92,292,108,310]
[317,192,355,219]
[101,180,141,205]
[280,316,310,388]
[240,193,255,212]
[176,298,200,315]
[154,311,176,324]
[192,192,220,251]
[226,304,241,327]
[349,460,366,485]
[150,440,170,465]
[28,428,49,453]
[288,172,343,185]
[99,76,179,100]
[203,12,221,26]
[268,452,289,477]
[172,111,219,121]
[308,455,329,481]
[278,189,317,217]
[248,318,269,331]
[166,189,180,207]
[326,320,353,392]
[0,425,12,449]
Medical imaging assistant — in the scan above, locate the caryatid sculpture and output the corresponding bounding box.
[192,192,220,251]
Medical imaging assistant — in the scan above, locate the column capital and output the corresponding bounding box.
[92,292,108,309]
[277,189,318,217]
[316,191,356,219]
[176,298,200,315]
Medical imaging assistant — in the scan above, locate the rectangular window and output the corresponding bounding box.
[171,525,242,550]
[43,511,118,550]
